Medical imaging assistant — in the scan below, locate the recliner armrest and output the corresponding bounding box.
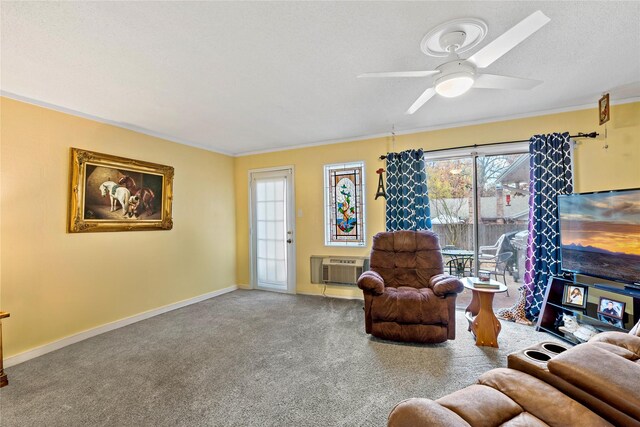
[430,274,464,297]
[357,271,384,295]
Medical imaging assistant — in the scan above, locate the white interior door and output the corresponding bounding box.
[250,167,295,293]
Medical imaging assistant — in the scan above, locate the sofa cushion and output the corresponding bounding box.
[478,368,612,427]
[388,398,471,427]
[500,413,547,426]
[371,286,448,324]
[437,384,523,427]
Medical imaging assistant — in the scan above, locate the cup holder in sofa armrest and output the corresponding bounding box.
[524,350,552,362]
[541,343,568,354]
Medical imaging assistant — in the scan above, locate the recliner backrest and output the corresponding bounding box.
[369,230,444,289]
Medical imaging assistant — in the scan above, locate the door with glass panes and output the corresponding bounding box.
[250,168,296,293]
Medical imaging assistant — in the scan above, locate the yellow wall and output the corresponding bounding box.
[0,97,237,357]
[234,102,640,298]
[2,96,638,358]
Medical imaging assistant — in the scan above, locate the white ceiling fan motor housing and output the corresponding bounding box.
[434,61,476,97]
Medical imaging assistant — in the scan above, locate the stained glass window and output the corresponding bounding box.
[324,162,365,246]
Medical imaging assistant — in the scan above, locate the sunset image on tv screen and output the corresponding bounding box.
[559,191,640,283]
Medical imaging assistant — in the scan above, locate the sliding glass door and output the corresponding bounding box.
[426,148,530,309]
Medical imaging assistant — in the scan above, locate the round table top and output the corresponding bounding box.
[463,277,508,293]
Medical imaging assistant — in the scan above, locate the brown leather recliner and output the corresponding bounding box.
[357,230,464,343]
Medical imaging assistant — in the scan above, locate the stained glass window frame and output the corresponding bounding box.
[323,161,366,247]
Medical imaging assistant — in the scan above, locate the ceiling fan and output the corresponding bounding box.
[358,10,551,114]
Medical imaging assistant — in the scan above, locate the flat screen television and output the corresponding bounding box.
[558,188,640,284]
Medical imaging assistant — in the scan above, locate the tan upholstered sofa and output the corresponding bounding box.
[357,230,464,343]
[388,320,640,426]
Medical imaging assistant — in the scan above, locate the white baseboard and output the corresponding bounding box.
[296,290,364,301]
[4,285,238,368]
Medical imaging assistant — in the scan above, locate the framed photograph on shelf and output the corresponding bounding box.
[597,297,625,320]
[68,148,174,233]
[597,313,624,328]
[562,284,588,308]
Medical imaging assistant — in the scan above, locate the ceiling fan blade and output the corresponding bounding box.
[474,74,542,90]
[468,10,550,68]
[358,70,440,78]
[406,87,436,114]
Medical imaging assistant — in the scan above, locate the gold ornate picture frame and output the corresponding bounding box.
[68,148,174,233]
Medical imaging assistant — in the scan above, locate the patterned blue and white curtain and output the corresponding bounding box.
[524,132,573,318]
[385,149,432,231]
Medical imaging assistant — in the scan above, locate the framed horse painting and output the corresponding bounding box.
[68,148,174,232]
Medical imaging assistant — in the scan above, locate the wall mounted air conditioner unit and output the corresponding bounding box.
[321,258,365,286]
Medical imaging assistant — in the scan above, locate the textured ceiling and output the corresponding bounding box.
[2,1,639,155]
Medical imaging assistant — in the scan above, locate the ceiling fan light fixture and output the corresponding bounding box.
[435,72,475,98]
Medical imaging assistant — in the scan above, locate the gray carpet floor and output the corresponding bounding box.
[0,290,560,427]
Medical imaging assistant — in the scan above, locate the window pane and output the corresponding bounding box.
[257,259,267,281]
[275,240,285,260]
[266,202,275,221]
[256,182,266,201]
[274,181,284,200]
[267,260,276,282]
[266,181,275,201]
[267,240,276,260]
[275,201,284,221]
[257,221,266,239]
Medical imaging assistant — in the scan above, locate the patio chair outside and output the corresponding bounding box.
[479,251,513,296]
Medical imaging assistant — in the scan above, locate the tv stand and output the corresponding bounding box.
[536,277,640,345]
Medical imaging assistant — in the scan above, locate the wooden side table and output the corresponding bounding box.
[463,278,507,348]
[0,311,10,387]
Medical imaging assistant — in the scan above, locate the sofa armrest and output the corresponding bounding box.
[388,398,471,427]
[430,274,464,297]
[357,271,384,295]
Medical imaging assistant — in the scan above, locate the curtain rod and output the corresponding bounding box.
[378,132,599,160]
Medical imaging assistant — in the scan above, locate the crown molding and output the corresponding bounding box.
[3,90,638,157]
[235,96,640,156]
[0,91,234,157]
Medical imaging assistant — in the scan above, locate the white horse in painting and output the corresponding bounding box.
[99,181,131,215]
